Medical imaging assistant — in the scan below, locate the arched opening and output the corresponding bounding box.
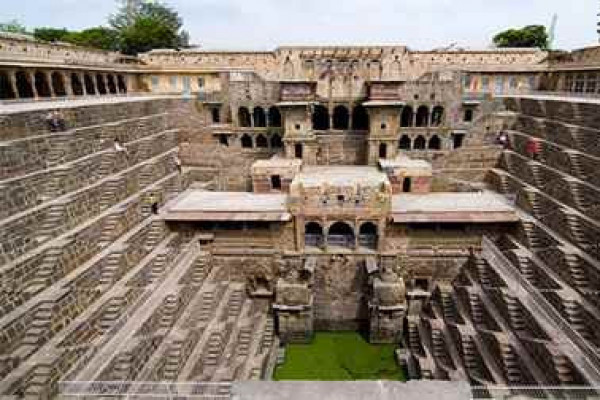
[401,106,413,127]
[398,135,411,150]
[117,75,127,93]
[268,106,282,127]
[414,135,426,150]
[34,72,51,97]
[431,106,444,126]
[402,177,412,193]
[463,109,474,122]
[16,71,34,98]
[271,175,282,190]
[253,106,266,127]
[283,57,294,79]
[241,134,253,148]
[70,73,83,96]
[211,108,220,123]
[96,74,107,95]
[106,75,117,94]
[256,134,268,148]
[305,222,324,248]
[238,107,251,127]
[51,72,66,97]
[428,135,441,150]
[352,105,370,130]
[84,74,96,95]
[270,134,283,149]
[379,143,388,159]
[416,106,429,127]
[294,143,303,159]
[332,105,349,130]
[312,105,330,130]
[327,222,355,248]
[359,222,378,249]
[0,72,15,99]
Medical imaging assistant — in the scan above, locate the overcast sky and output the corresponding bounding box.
[3,0,598,50]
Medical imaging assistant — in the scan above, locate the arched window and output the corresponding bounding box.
[71,73,83,96]
[84,74,96,95]
[238,107,251,127]
[256,134,268,148]
[332,105,349,130]
[359,222,378,249]
[352,105,369,130]
[0,72,15,99]
[305,222,324,247]
[312,105,330,130]
[34,72,51,97]
[51,72,66,97]
[106,75,117,94]
[253,106,266,127]
[268,106,282,127]
[416,106,429,127]
[96,74,107,94]
[241,134,253,148]
[431,106,444,126]
[327,222,355,248]
[398,135,411,150]
[379,143,388,159]
[414,135,426,150]
[401,106,413,127]
[211,108,220,123]
[117,75,127,93]
[428,135,441,150]
[402,177,412,193]
[283,56,294,79]
[270,134,283,149]
[294,143,303,159]
[15,71,33,98]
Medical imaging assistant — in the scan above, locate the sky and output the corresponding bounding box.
[2,0,598,51]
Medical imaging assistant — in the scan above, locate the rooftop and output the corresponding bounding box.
[293,166,389,188]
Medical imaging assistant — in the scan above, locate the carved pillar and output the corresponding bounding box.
[8,69,19,99]
[80,73,88,96]
[63,72,73,97]
[92,74,99,95]
[45,71,56,98]
[28,70,39,99]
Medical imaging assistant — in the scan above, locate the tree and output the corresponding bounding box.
[34,27,70,42]
[67,27,120,51]
[0,19,28,34]
[493,25,549,50]
[110,0,189,55]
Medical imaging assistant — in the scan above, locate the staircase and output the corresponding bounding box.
[99,252,123,285]
[27,247,61,293]
[563,300,592,341]
[159,296,179,329]
[565,254,590,291]
[500,343,522,384]
[99,214,120,246]
[521,221,541,250]
[565,213,592,250]
[46,135,71,167]
[227,290,245,319]
[162,341,183,380]
[145,222,165,248]
[568,151,589,182]
[259,317,275,355]
[504,294,525,331]
[37,204,66,241]
[44,167,69,199]
[21,303,53,347]
[468,293,483,326]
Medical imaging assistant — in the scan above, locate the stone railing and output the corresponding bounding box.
[58,381,232,398]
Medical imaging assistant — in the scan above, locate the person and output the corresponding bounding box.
[148,193,159,215]
[174,155,182,174]
[45,110,66,132]
[497,131,509,149]
[526,137,540,160]
[114,137,129,157]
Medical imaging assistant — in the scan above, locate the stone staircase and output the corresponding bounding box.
[21,303,53,348]
[37,204,66,242]
[99,251,124,285]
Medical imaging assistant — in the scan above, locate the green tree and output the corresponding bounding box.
[110,0,189,55]
[493,25,549,50]
[67,27,120,51]
[33,27,70,42]
[0,19,28,34]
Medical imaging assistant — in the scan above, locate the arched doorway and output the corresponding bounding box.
[51,72,66,97]
[34,72,51,97]
[117,75,127,93]
[332,105,349,130]
[431,106,444,126]
[414,135,426,150]
[268,106,282,127]
[71,73,83,96]
[270,134,283,149]
[256,134,268,148]
[84,74,96,95]
[241,134,253,148]
[401,106,413,127]
[327,222,355,248]
[16,71,34,98]
[96,74,107,94]
[238,107,251,127]
[402,177,412,193]
[359,222,378,249]
[305,222,324,248]
[352,105,369,130]
[428,135,441,150]
[253,106,266,127]
[379,143,388,159]
[398,135,411,150]
[0,72,15,99]
[294,143,303,159]
[416,106,429,127]
[106,74,117,94]
[312,105,330,130]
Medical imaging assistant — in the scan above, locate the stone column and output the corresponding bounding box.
[63,72,73,97]
[79,73,88,96]
[45,71,56,98]
[92,74,99,96]
[8,69,19,99]
[412,109,417,127]
[102,73,110,94]
[28,70,39,99]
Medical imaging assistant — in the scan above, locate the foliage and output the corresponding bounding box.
[33,27,70,42]
[0,19,28,34]
[493,25,549,50]
[68,27,120,51]
[274,332,405,381]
